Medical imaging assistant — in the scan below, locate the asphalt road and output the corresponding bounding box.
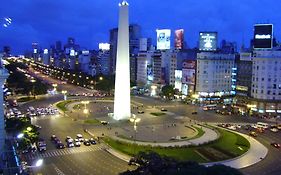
[21,69,281,175]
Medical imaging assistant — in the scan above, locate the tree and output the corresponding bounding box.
[121,151,243,175]
[161,85,175,99]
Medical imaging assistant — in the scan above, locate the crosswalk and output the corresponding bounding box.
[24,145,105,160]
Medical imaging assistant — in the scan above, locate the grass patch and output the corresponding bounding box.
[56,100,75,112]
[103,137,206,162]
[188,125,205,140]
[103,127,250,163]
[84,119,100,124]
[150,112,166,116]
[17,96,35,102]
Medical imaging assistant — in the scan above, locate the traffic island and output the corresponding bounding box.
[102,126,250,164]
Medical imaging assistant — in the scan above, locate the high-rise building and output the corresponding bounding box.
[113,0,131,120]
[0,54,9,155]
[109,24,142,73]
[250,50,281,113]
[196,52,236,103]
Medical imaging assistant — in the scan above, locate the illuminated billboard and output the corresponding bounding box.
[253,24,273,49]
[43,49,48,54]
[99,43,110,51]
[175,70,182,91]
[175,29,184,49]
[199,32,217,51]
[70,49,75,56]
[156,29,171,50]
[182,60,196,85]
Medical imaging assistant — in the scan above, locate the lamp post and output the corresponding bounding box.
[62,90,67,101]
[30,79,36,98]
[129,114,141,155]
[81,101,89,117]
[52,83,58,93]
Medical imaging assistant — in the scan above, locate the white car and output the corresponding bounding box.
[227,125,237,130]
[76,134,84,142]
[75,141,81,147]
[270,128,279,133]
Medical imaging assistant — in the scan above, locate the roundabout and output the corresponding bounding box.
[54,99,268,169]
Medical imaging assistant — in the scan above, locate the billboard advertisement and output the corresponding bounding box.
[253,24,273,49]
[182,60,196,85]
[175,70,182,91]
[199,32,217,51]
[175,29,184,49]
[156,29,171,50]
[99,43,110,51]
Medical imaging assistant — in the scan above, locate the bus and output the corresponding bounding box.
[256,122,269,129]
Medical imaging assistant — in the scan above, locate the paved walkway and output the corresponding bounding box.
[203,128,268,169]
[111,125,219,147]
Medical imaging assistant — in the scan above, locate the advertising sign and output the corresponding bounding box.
[182,60,196,85]
[157,29,171,50]
[175,29,184,49]
[99,43,110,51]
[199,32,217,51]
[254,24,273,49]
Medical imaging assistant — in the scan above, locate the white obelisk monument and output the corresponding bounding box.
[113,1,131,120]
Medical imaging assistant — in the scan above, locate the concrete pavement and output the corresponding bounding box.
[203,129,268,169]
[111,125,219,147]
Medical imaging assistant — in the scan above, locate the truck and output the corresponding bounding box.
[37,139,47,152]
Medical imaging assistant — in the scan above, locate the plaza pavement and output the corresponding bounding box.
[63,99,269,169]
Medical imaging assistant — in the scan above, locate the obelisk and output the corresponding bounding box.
[113,1,131,120]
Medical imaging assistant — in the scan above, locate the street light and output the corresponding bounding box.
[30,79,36,98]
[17,133,24,139]
[62,90,67,101]
[129,114,141,155]
[81,101,90,117]
[52,83,58,92]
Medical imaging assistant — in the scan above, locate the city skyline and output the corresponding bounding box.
[1,0,281,54]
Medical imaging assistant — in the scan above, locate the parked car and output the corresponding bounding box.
[191,111,198,115]
[160,108,167,112]
[137,110,144,114]
[89,138,96,145]
[76,134,84,142]
[56,143,65,149]
[84,139,91,146]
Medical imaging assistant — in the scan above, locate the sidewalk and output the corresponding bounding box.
[111,125,219,147]
[203,130,268,169]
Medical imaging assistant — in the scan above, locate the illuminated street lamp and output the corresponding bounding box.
[26,127,32,132]
[62,90,67,101]
[129,114,141,155]
[81,101,90,117]
[30,79,36,98]
[99,76,103,81]
[17,133,24,139]
[52,83,57,92]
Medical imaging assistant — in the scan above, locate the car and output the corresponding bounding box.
[65,136,72,142]
[235,124,242,129]
[271,142,281,148]
[76,134,84,142]
[244,125,251,130]
[51,135,57,141]
[84,139,91,146]
[249,131,257,137]
[191,111,198,115]
[138,110,144,114]
[67,139,74,148]
[75,140,81,147]
[270,128,279,133]
[101,121,109,125]
[160,108,167,112]
[89,138,96,145]
[227,125,237,130]
[56,142,65,149]
[256,127,265,133]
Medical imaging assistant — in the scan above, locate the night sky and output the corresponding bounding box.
[1,0,281,54]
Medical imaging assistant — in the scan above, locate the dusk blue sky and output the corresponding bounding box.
[1,0,281,54]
